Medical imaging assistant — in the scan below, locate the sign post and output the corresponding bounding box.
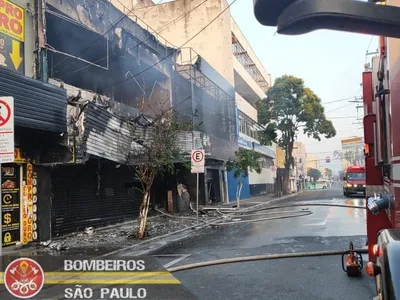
[0,96,15,268]
[191,149,205,222]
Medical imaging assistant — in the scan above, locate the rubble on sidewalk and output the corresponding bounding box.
[33,209,220,256]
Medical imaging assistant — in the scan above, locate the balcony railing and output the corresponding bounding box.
[232,33,269,94]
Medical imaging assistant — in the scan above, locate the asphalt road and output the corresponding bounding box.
[150,187,377,300]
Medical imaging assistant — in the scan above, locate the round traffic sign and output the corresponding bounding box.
[192,150,204,163]
[0,99,11,126]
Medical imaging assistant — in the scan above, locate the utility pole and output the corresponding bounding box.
[348,96,365,124]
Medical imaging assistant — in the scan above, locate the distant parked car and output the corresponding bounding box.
[316,180,331,189]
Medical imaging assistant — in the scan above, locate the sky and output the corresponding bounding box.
[156,0,377,173]
[228,0,378,173]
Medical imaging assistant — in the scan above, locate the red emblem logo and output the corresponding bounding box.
[3,258,45,299]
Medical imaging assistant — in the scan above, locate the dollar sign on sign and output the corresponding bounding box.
[4,213,11,224]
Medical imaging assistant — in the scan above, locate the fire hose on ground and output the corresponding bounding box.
[156,203,366,226]
[167,248,368,273]
[155,202,368,273]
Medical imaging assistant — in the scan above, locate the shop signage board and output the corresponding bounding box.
[0,96,14,163]
[1,164,20,247]
[0,0,25,74]
[21,162,34,244]
[0,96,15,262]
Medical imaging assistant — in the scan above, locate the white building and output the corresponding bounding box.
[135,0,275,202]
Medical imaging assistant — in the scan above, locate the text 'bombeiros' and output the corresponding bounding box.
[64,260,146,271]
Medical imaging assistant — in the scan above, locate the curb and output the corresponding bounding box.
[2,192,305,257]
[106,192,306,256]
[239,191,306,211]
[0,214,164,255]
[100,215,226,257]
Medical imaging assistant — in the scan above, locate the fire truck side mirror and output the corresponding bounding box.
[254,0,400,39]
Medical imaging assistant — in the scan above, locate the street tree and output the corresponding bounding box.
[226,149,262,208]
[307,168,322,182]
[333,148,364,166]
[126,109,191,239]
[325,168,333,180]
[257,75,336,193]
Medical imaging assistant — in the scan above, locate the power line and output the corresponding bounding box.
[325,102,354,114]
[63,0,209,77]
[322,96,359,105]
[104,0,238,91]
[329,116,358,119]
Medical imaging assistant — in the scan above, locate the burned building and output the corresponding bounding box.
[43,0,177,237]
[1,0,239,248]
[172,48,238,206]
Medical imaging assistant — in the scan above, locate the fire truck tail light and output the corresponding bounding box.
[366,262,381,277]
[372,244,378,256]
[364,144,370,157]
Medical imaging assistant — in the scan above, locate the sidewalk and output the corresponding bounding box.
[1,191,303,257]
[211,191,302,208]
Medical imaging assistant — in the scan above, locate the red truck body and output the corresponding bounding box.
[343,166,366,197]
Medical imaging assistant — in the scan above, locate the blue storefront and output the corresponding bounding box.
[227,136,275,202]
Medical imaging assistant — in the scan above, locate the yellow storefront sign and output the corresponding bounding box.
[4,232,11,243]
[0,0,24,42]
[14,148,25,163]
[21,184,28,244]
[21,163,34,244]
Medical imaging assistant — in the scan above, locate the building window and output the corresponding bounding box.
[257,156,273,168]
[238,110,259,140]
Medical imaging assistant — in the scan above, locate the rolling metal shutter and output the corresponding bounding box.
[0,67,67,132]
[51,161,142,236]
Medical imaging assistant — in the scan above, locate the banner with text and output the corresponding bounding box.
[0,256,197,300]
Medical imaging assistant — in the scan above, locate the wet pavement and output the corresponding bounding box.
[5,210,222,257]
[131,187,376,300]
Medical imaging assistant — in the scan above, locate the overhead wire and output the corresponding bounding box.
[103,0,238,91]
[63,0,210,77]
[49,0,164,75]
[325,102,354,114]
[322,96,360,105]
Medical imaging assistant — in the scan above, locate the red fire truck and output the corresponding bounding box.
[343,166,366,197]
[253,0,400,299]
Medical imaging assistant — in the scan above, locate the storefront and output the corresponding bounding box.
[50,161,143,237]
[1,149,38,247]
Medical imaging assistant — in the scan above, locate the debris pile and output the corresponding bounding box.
[36,210,219,256]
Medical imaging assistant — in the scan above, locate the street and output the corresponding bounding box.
[133,187,376,300]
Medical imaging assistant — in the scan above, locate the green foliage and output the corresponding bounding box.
[333,148,364,166]
[307,168,322,182]
[257,75,336,177]
[226,149,262,179]
[255,100,278,146]
[325,168,333,180]
[127,109,191,190]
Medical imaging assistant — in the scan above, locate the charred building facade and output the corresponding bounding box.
[0,0,238,248]
[43,0,176,238]
[0,0,242,248]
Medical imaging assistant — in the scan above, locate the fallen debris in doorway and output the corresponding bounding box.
[39,240,68,251]
[34,210,220,256]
